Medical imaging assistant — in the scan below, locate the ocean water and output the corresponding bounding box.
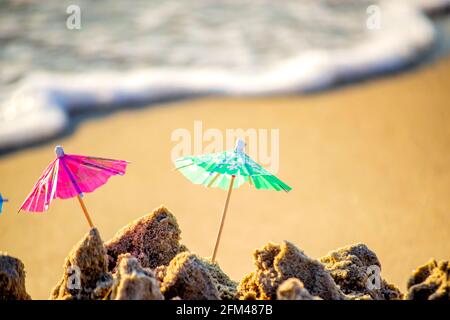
[0,0,449,150]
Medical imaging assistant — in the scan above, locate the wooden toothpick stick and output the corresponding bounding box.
[76,194,94,228]
[211,175,235,263]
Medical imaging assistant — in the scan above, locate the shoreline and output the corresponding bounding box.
[1,1,449,152]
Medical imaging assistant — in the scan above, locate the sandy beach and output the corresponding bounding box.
[0,57,449,299]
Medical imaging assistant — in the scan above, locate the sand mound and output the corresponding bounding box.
[320,244,402,300]
[3,205,447,300]
[201,259,238,300]
[108,253,164,300]
[50,228,112,300]
[276,278,321,300]
[237,241,345,300]
[0,253,31,300]
[157,252,237,300]
[105,206,188,270]
[406,259,449,300]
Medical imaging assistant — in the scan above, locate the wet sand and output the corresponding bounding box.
[0,58,449,299]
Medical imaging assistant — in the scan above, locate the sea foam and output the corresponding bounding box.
[0,0,447,150]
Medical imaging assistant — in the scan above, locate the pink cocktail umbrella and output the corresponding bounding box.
[18,146,128,228]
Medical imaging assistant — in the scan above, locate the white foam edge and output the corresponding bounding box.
[0,0,441,149]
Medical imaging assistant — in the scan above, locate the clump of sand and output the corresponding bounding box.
[320,243,402,300]
[237,241,345,300]
[108,253,163,300]
[201,259,238,300]
[276,278,321,300]
[105,206,188,270]
[0,253,31,300]
[50,228,113,300]
[106,206,236,300]
[157,252,237,300]
[406,259,449,300]
[4,205,448,300]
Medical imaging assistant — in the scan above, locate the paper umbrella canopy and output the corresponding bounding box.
[175,140,292,192]
[19,146,128,228]
[0,193,7,214]
[175,139,292,262]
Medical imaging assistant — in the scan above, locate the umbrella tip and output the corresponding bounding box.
[55,145,65,157]
[235,139,246,152]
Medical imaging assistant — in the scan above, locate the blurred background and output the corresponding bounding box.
[0,0,449,299]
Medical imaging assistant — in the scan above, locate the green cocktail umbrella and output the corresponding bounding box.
[175,139,292,262]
